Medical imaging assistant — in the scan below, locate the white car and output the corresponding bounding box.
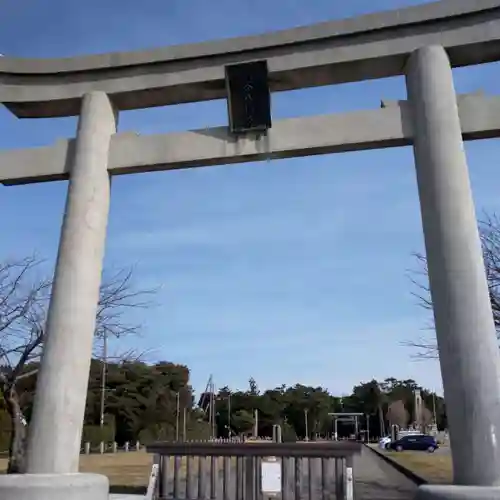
[379,436,392,449]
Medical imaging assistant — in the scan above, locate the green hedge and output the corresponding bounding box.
[82,415,115,445]
[139,418,212,445]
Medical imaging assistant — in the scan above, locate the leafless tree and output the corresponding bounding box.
[387,400,409,429]
[405,214,500,358]
[0,257,156,473]
[0,257,49,473]
[421,406,434,432]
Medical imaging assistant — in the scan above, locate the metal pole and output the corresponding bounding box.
[212,384,216,439]
[99,331,107,430]
[228,393,231,438]
[208,388,213,438]
[304,409,309,441]
[175,392,180,441]
[182,407,187,441]
[367,415,370,443]
[433,393,437,425]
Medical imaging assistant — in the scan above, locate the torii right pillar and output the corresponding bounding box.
[407,45,500,499]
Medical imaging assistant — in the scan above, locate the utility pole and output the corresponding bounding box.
[254,409,259,437]
[227,392,231,438]
[182,407,187,441]
[433,392,437,425]
[366,414,370,443]
[208,378,216,439]
[99,331,108,431]
[175,391,180,441]
[304,409,309,441]
[208,390,213,439]
[212,382,216,439]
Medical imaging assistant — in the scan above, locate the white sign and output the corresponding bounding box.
[346,466,353,500]
[145,463,159,500]
[261,458,282,495]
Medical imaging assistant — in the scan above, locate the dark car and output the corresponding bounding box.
[388,434,438,453]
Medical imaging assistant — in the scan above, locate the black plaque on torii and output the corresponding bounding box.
[225,60,272,134]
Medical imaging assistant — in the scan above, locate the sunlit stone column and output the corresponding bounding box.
[406,45,500,487]
[26,91,116,476]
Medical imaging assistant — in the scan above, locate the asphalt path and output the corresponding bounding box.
[353,447,418,500]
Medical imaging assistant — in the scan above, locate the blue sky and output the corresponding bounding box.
[1,0,499,398]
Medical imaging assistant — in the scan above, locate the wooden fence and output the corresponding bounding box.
[147,441,361,500]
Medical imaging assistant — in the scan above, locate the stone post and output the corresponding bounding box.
[406,45,500,487]
[26,91,116,475]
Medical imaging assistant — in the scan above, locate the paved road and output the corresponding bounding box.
[354,447,418,500]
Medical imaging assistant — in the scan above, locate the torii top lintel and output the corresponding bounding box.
[1,0,500,118]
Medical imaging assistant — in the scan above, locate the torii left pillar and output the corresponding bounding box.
[0,91,115,499]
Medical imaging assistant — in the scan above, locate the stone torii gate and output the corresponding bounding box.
[328,413,362,440]
[2,1,500,499]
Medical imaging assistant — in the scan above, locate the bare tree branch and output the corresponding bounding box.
[0,256,157,473]
[16,369,38,381]
[387,400,409,428]
[406,213,500,358]
[94,268,158,341]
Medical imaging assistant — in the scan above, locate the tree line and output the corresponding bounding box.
[1,360,446,451]
[203,376,445,441]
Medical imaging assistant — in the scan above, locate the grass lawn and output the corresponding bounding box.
[384,450,453,484]
[80,451,153,493]
[0,452,153,494]
[0,452,233,494]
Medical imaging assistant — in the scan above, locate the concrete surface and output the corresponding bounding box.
[109,496,144,500]
[415,484,500,499]
[407,45,500,486]
[1,1,500,117]
[0,473,109,500]
[26,92,117,474]
[3,93,500,185]
[354,447,417,500]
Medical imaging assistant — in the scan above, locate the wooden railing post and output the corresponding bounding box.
[173,455,181,499]
[294,457,302,500]
[198,456,207,499]
[244,456,256,500]
[210,456,217,499]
